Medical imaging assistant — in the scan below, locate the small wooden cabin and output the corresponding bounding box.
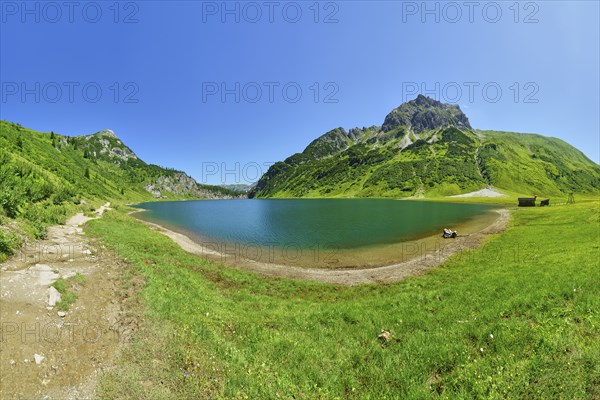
[518,196,537,207]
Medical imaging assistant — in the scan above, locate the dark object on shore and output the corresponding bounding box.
[518,196,537,207]
[540,199,550,207]
[567,192,575,204]
[442,228,457,238]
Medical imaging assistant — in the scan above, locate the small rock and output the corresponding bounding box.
[48,286,61,307]
[9,359,16,366]
[15,310,21,315]
[57,311,67,317]
[378,329,392,343]
[34,354,45,364]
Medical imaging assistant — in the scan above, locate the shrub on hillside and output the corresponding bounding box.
[0,229,22,260]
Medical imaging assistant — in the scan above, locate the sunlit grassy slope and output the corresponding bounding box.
[0,120,238,260]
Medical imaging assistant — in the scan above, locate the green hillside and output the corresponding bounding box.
[476,130,600,196]
[0,120,236,259]
[250,96,600,198]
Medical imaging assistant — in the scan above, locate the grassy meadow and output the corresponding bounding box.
[86,200,600,399]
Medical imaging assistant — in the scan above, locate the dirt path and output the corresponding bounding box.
[0,203,135,399]
[140,209,510,286]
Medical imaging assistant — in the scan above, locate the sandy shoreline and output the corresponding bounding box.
[133,208,510,286]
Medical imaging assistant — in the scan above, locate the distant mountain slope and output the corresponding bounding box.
[219,183,256,193]
[250,95,600,198]
[0,120,238,252]
[0,120,237,202]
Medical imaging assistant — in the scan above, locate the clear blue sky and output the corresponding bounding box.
[1,1,598,184]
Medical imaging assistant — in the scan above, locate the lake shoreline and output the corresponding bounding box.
[131,208,511,285]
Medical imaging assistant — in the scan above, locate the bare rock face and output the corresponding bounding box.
[95,129,117,138]
[81,129,139,163]
[145,172,199,198]
[382,94,471,133]
[145,172,245,199]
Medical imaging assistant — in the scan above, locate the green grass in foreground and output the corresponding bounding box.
[87,201,600,399]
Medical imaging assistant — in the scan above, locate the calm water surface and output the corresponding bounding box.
[134,199,495,250]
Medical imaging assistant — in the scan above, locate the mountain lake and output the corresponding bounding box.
[133,199,499,269]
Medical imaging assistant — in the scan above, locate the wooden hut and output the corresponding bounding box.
[518,196,537,207]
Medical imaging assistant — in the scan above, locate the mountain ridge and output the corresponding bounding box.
[382,94,471,133]
[250,96,600,198]
[0,120,241,252]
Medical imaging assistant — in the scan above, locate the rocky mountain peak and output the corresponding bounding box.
[93,129,117,138]
[79,129,138,162]
[381,95,471,133]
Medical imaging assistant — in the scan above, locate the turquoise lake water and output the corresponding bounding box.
[134,199,495,250]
